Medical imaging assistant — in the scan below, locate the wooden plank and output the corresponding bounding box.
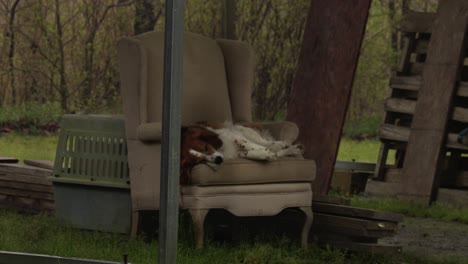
[314,213,398,231]
[313,213,397,238]
[0,157,19,163]
[0,172,52,186]
[379,124,468,151]
[385,98,416,114]
[390,76,421,91]
[374,143,389,180]
[335,161,375,173]
[397,34,416,74]
[402,0,467,203]
[313,202,404,222]
[0,251,122,264]
[0,187,54,201]
[379,124,411,142]
[287,0,371,194]
[400,11,435,33]
[313,194,351,206]
[318,240,402,254]
[24,160,54,171]
[452,107,468,123]
[384,98,468,123]
[0,164,52,177]
[390,77,468,99]
[0,179,53,193]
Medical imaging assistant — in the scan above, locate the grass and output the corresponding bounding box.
[351,196,468,225]
[0,133,57,162]
[0,135,467,262]
[337,138,396,164]
[0,209,459,264]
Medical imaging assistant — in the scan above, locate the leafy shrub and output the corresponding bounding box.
[0,102,62,134]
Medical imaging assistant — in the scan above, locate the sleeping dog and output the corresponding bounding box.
[179,122,303,184]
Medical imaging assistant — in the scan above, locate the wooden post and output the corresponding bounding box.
[400,0,468,205]
[287,0,371,194]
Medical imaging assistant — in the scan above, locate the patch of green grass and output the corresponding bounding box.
[0,209,457,264]
[351,196,468,224]
[0,133,57,161]
[343,116,382,138]
[337,138,395,164]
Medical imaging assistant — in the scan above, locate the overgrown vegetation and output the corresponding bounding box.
[0,0,438,136]
[0,103,61,134]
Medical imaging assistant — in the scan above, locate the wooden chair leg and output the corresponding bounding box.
[130,211,140,239]
[189,209,209,249]
[299,206,313,249]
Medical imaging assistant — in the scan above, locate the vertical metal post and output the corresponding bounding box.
[159,0,184,263]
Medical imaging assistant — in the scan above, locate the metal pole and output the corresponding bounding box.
[159,0,184,263]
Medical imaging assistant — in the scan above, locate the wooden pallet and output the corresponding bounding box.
[374,2,468,204]
[0,163,54,213]
[311,196,403,254]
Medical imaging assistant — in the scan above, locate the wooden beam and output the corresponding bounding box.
[287,0,371,194]
[400,0,468,204]
[400,11,435,33]
[379,124,468,151]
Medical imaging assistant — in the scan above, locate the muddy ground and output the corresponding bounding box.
[380,217,468,262]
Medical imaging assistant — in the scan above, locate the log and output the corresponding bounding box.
[287,0,371,194]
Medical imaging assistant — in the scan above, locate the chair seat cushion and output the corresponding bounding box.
[189,157,316,186]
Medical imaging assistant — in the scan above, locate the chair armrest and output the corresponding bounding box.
[239,121,300,143]
[137,122,162,142]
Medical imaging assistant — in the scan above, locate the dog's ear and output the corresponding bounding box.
[201,132,223,149]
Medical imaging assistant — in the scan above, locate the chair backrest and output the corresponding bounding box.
[118,31,256,135]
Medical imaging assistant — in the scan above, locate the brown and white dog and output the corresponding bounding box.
[179,121,303,184]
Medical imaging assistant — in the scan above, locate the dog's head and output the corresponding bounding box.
[180,126,224,184]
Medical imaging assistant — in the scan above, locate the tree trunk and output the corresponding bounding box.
[55,0,68,112]
[287,0,371,194]
[6,0,21,106]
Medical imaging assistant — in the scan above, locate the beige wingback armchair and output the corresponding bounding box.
[117,31,316,248]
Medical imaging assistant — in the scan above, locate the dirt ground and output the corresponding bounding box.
[380,217,468,262]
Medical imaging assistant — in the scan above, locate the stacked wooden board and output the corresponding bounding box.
[312,195,403,254]
[0,160,54,214]
[373,1,468,204]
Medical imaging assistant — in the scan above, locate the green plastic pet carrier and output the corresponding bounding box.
[51,114,131,233]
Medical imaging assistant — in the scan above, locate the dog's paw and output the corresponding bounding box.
[267,141,289,152]
[240,149,276,161]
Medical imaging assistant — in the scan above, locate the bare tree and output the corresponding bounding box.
[1,0,21,105]
[81,0,133,104]
[134,0,162,35]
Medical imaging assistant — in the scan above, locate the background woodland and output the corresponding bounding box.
[0,0,438,135]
